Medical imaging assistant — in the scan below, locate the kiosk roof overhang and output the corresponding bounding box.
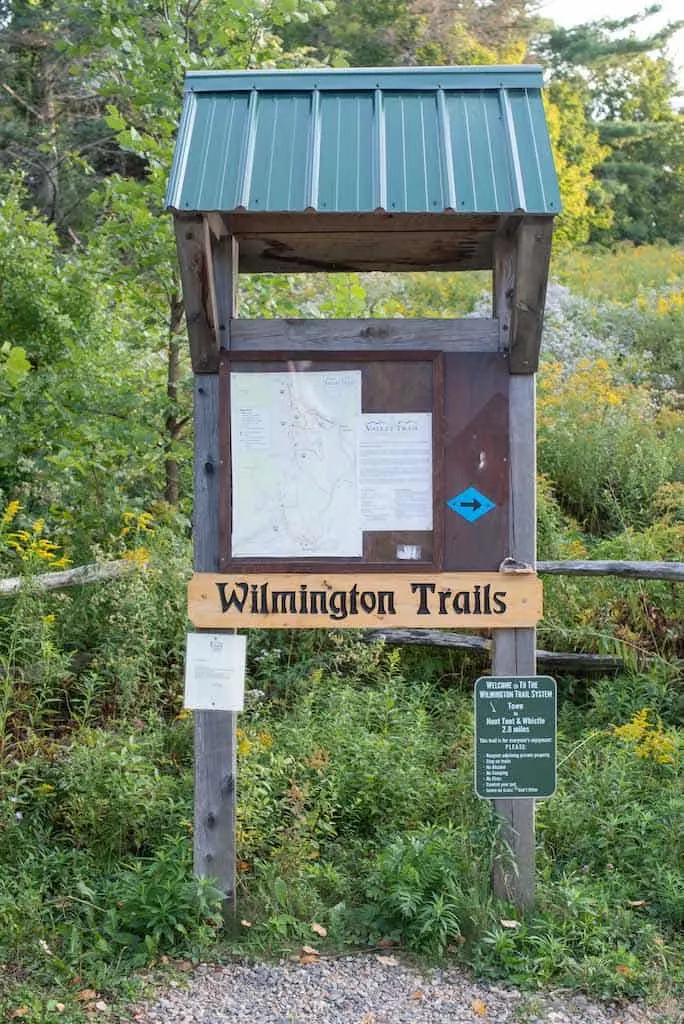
[167,65,560,274]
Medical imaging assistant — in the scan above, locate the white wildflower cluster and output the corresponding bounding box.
[473,281,655,381]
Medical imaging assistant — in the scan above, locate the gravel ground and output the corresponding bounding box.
[127,955,678,1024]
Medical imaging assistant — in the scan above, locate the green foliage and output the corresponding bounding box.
[1,0,683,1015]
[541,13,684,244]
[363,823,494,954]
[537,358,681,534]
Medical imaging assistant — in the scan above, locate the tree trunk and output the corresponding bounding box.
[164,294,186,505]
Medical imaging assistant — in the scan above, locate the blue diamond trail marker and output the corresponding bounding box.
[447,486,496,523]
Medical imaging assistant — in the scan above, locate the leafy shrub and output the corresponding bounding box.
[96,838,223,964]
[363,823,494,955]
[537,359,680,533]
[47,728,190,860]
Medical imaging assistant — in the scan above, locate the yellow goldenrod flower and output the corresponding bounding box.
[1,500,21,527]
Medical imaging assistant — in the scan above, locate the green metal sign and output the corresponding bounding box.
[474,675,556,799]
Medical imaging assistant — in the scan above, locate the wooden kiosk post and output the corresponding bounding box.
[167,66,560,912]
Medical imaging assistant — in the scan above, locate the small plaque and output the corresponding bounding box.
[474,675,556,799]
[184,633,246,711]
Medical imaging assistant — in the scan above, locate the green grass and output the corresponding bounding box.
[1,632,681,1019]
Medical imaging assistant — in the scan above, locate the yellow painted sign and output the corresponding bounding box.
[188,572,542,630]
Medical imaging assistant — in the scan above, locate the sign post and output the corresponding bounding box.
[167,65,560,912]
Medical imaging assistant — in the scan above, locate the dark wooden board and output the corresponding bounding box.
[221,211,502,235]
[217,349,512,574]
[442,352,510,571]
[236,230,493,273]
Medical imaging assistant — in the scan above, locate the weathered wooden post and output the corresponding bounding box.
[166,65,560,912]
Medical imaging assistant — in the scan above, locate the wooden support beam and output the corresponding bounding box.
[236,230,494,273]
[491,372,538,908]
[223,211,501,235]
[508,217,554,374]
[493,222,517,352]
[229,318,499,352]
[192,236,239,919]
[174,214,219,373]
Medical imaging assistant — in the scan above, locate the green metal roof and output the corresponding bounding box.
[166,66,561,217]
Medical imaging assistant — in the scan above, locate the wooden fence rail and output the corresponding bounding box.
[537,560,683,582]
[0,559,136,596]
[1,558,681,598]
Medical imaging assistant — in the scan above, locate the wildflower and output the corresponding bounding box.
[123,547,150,566]
[0,500,21,527]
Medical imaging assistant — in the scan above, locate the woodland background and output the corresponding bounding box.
[0,2,682,1021]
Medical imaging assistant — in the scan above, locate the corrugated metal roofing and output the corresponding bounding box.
[166,66,561,216]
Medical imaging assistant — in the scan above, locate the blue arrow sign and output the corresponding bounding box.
[447,487,496,523]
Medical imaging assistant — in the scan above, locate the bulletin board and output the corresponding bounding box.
[218,350,510,574]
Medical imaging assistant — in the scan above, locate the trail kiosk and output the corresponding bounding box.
[166,65,561,911]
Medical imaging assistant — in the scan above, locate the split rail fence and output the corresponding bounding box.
[1,558,681,674]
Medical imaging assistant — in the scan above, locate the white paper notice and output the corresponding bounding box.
[184,633,246,711]
[360,413,433,531]
[231,371,363,558]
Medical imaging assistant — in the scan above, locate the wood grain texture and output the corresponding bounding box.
[493,227,517,353]
[223,211,502,235]
[363,629,626,673]
[538,560,684,581]
[229,318,500,352]
[492,373,537,909]
[509,217,554,373]
[174,215,219,373]
[442,353,510,571]
[188,572,542,630]
[193,331,237,912]
[209,234,238,352]
[236,230,494,273]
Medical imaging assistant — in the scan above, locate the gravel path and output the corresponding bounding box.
[128,954,678,1024]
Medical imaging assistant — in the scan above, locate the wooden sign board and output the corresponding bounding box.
[188,572,542,630]
[474,675,557,800]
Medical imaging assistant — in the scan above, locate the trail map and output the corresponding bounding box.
[230,371,363,558]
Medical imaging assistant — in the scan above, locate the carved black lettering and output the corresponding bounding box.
[473,584,482,615]
[411,582,435,615]
[349,584,359,615]
[377,590,396,615]
[483,583,492,614]
[452,590,471,614]
[309,590,328,614]
[217,581,248,613]
[360,591,377,613]
[329,590,348,620]
[493,591,507,614]
[271,590,297,614]
[438,589,452,614]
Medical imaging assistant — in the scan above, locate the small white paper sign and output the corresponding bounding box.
[184,633,246,711]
